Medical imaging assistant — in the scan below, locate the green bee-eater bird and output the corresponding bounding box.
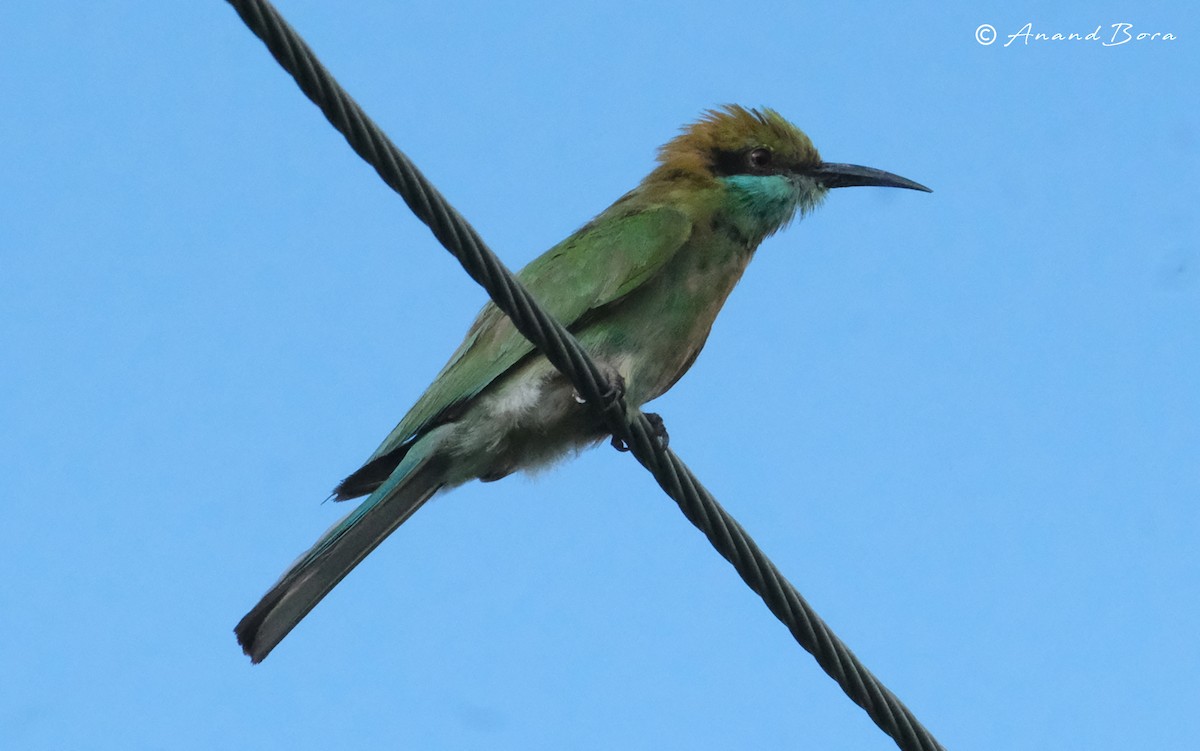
[235,105,930,662]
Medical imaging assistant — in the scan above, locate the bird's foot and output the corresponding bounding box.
[645,412,669,449]
[610,412,669,453]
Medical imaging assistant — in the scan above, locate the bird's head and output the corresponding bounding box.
[647,105,930,243]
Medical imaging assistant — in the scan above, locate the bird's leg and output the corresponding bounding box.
[564,362,668,454]
[571,363,626,407]
[574,364,634,452]
[564,362,636,452]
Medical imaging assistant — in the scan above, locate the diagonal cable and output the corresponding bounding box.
[222,2,947,749]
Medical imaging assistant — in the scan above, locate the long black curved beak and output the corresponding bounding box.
[812,162,932,193]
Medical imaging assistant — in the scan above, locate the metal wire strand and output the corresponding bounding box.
[223,2,947,749]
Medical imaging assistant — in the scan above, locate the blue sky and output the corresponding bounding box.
[2,2,1197,749]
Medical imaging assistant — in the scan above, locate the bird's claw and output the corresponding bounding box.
[610,412,669,453]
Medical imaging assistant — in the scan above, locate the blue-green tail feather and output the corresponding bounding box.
[235,431,449,662]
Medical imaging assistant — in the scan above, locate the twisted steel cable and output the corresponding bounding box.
[223,2,946,749]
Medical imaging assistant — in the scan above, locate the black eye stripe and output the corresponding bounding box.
[712,148,780,177]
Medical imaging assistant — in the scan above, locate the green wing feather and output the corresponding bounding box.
[365,204,693,461]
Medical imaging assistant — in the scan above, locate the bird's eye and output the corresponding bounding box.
[748,148,772,169]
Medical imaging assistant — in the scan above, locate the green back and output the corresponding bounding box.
[366,205,693,461]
